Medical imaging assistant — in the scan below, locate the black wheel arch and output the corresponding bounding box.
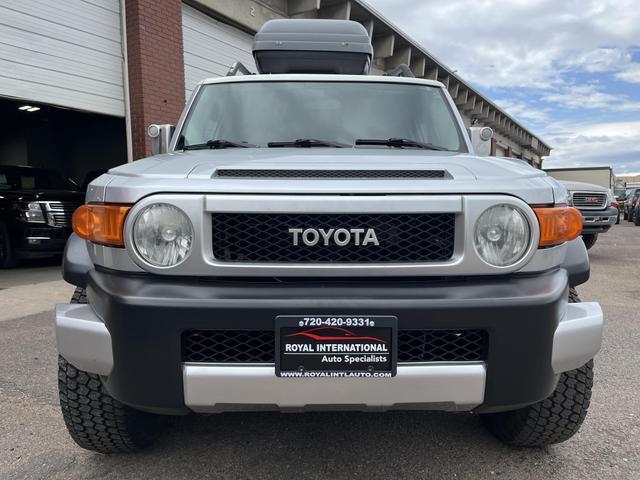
[560,238,590,287]
[62,233,93,288]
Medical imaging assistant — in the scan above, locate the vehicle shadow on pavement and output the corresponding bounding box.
[83,411,546,479]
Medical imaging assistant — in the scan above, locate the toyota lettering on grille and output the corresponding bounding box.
[289,228,380,247]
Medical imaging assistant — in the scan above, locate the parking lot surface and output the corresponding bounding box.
[1,224,639,479]
[0,257,74,322]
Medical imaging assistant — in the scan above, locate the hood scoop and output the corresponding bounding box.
[214,169,447,179]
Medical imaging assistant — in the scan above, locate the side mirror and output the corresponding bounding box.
[148,124,175,155]
[468,126,493,156]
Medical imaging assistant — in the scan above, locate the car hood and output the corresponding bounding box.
[98,149,555,204]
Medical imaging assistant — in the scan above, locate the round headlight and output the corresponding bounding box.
[133,203,193,267]
[474,205,530,267]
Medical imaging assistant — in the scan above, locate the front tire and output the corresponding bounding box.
[581,234,597,250]
[634,212,640,226]
[481,288,594,447]
[58,288,164,453]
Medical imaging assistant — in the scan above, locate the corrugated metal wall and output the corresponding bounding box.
[0,0,124,116]
[182,4,256,98]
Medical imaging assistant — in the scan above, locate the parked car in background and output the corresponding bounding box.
[625,188,640,222]
[0,165,84,267]
[610,192,621,224]
[633,199,640,226]
[560,180,619,250]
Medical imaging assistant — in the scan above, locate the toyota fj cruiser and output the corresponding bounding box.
[55,19,603,453]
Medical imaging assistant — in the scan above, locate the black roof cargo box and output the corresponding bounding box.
[253,19,373,75]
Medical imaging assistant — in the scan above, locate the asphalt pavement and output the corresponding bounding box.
[0,223,638,479]
[0,257,74,322]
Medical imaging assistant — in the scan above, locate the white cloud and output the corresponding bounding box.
[566,47,640,83]
[542,120,640,174]
[541,84,640,111]
[566,48,632,73]
[366,0,640,89]
[615,63,640,83]
[494,99,549,124]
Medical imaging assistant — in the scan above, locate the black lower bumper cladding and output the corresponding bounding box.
[87,268,570,415]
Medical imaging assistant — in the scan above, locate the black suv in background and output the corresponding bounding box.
[0,166,84,267]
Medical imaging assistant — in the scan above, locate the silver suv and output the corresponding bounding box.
[55,19,603,453]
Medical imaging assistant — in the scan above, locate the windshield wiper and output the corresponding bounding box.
[184,139,257,150]
[355,138,448,151]
[268,138,350,148]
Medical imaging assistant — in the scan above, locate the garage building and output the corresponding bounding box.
[0,0,551,185]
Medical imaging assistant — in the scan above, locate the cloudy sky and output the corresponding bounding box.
[367,0,640,174]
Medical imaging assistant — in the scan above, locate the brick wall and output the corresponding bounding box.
[126,0,185,159]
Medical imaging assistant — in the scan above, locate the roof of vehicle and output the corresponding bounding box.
[198,74,445,88]
[558,180,609,192]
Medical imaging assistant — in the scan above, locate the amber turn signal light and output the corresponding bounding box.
[72,204,132,247]
[533,207,583,247]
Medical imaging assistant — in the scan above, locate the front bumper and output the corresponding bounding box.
[10,223,71,259]
[184,363,487,412]
[580,206,619,234]
[55,268,603,415]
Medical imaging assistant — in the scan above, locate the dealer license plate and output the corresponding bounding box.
[275,315,397,378]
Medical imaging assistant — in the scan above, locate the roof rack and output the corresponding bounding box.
[226,62,253,76]
[385,64,414,78]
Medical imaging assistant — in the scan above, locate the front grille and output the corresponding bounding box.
[211,213,456,263]
[184,331,275,363]
[215,169,446,179]
[44,202,81,227]
[397,330,486,362]
[183,329,487,364]
[571,192,607,209]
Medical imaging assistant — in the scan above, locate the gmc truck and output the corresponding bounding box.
[559,180,619,250]
[55,19,603,454]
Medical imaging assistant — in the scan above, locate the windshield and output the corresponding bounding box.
[179,81,465,151]
[0,167,77,191]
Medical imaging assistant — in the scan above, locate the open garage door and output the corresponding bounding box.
[182,4,256,98]
[0,98,126,186]
[0,0,124,117]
